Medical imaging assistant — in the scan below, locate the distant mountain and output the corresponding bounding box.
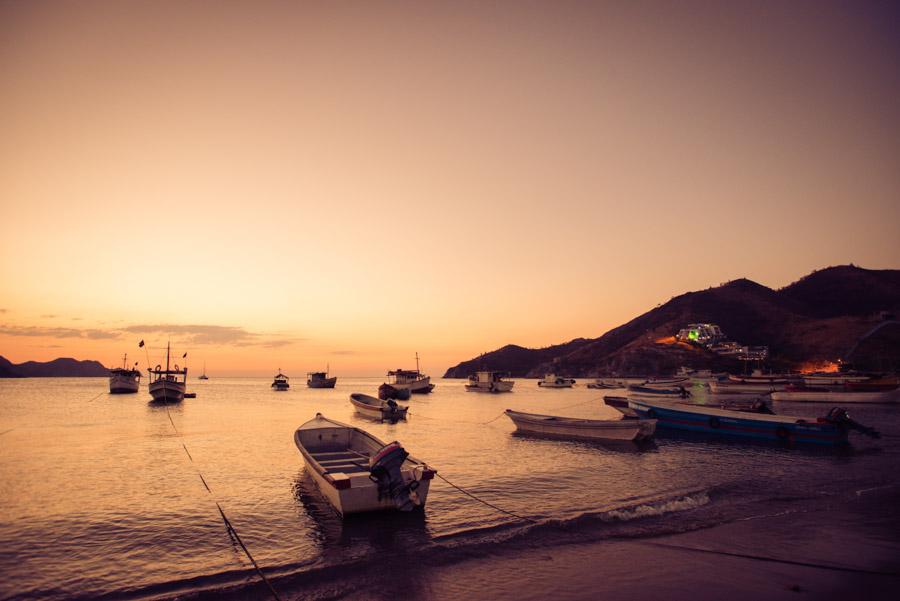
[0,356,22,378]
[0,356,109,377]
[443,338,592,378]
[443,265,900,377]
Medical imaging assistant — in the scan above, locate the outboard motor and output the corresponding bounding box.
[824,407,880,439]
[369,442,420,511]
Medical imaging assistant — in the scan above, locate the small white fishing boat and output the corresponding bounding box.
[272,370,290,390]
[537,374,576,388]
[465,371,514,393]
[771,387,900,404]
[307,367,337,389]
[802,373,871,386]
[294,414,435,516]
[349,393,409,421]
[505,409,656,442]
[148,343,186,403]
[708,380,782,395]
[109,353,141,394]
[587,379,627,389]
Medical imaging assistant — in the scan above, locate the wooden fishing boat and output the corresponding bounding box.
[608,397,879,446]
[586,379,626,390]
[378,383,411,401]
[271,370,290,390]
[294,414,435,516]
[307,366,337,388]
[505,409,656,442]
[386,353,434,394]
[148,343,186,403]
[708,380,782,394]
[771,387,900,404]
[537,374,576,388]
[109,353,141,394]
[349,393,409,421]
[465,371,514,393]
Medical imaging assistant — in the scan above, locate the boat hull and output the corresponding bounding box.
[149,380,185,403]
[349,394,408,420]
[109,373,139,394]
[308,376,337,389]
[505,410,656,442]
[626,398,848,446]
[771,388,900,404]
[465,381,514,393]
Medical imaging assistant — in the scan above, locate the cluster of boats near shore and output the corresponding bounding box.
[106,344,893,519]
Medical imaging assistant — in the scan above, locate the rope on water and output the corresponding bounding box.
[162,404,283,601]
[86,392,107,403]
[434,472,538,524]
[481,411,507,425]
[554,395,607,412]
[645,542,900,577]
[0,428,14,437]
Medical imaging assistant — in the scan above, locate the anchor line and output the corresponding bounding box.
[162,404,282,601]
[434,472,537,524]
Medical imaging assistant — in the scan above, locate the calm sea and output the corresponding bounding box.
[1,377,898,600]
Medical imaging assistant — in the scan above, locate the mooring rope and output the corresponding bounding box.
[434,472,538,524]
[646,542,900,577]
[162,404,283,601]
[86,392,106,403]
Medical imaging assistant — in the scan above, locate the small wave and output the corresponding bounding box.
[601,491,710,522]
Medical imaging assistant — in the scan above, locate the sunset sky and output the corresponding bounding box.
[1,1,899,375]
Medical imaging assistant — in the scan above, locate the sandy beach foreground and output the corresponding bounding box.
[187,482,899,601]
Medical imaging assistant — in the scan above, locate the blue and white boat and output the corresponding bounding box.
[606,397,878,446]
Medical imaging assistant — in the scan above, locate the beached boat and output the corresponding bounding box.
[386,353,434,394]
[198,362,209,380]
[727,370,795,384]
[378,383,412,401]
[148,343,186,403]
[505,409,656,442]
[537,374,576,388]
[708,379,783,395]
[627,383,691,398]
[802,373,872,386]
[293,414,435,516]
[607,397,879,446]
[349,393,408,421]
[109,353,141,394]
[307,367,337,389]
[465,371,514,393]
[586,379,626,389]
[272,370,290,391]
[771,387,900,404]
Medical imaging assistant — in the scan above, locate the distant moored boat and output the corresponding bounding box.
[307,365,337,388]
[386,353,434,394]
[272,369,290,391]
[148,343,186,403]
[109,353,141,394]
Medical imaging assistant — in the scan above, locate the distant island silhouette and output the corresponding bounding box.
[445,265,900,378]
[0,356,108,378]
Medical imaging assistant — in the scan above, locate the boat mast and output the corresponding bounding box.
[166,341,171,373]
[123,353,127,369]
[415,352,420,376]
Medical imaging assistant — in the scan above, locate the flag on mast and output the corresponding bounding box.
[139,340,145,347]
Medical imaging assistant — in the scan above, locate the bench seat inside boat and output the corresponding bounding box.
[310,449,371,474]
